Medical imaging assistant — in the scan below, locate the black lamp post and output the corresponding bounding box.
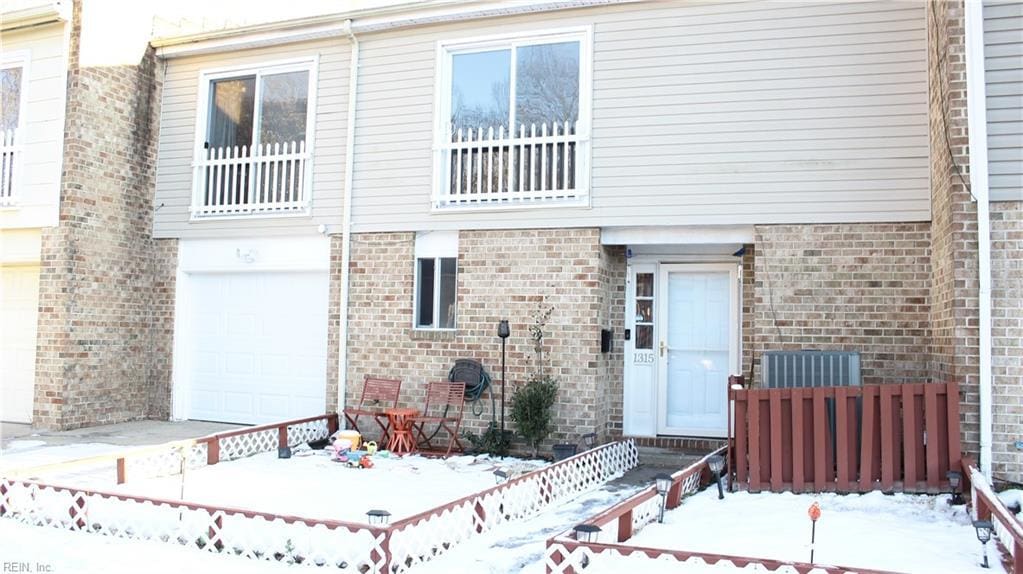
[973,519,993,568]
[654,473,673,523]
[498,320,510,436]
[947,470,965,506]
[708,454,725,500]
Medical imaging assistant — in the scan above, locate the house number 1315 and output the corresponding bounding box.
[633,352,655,364]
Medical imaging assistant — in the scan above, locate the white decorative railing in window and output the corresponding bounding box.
[436,121,588,208]
[1,129,19,206]
[191,141,309,218]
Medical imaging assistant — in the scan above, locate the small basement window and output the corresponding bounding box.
[414,231,458,330]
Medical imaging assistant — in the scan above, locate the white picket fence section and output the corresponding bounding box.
[191,140,309,218]
[436,121,588,208]
[387,439,638,573]
[1,129,19,206]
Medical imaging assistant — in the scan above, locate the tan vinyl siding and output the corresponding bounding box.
[154,38,349,238]
[351,0,929,232]
[0,21,67,231]
[984,0,1023,201]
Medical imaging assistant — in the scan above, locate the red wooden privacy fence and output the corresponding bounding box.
[729,381,962,493]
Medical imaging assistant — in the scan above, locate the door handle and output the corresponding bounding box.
[660,341,666,357]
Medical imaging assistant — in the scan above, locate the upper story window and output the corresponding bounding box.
[433,28,591,209]
[191,58,316,219]
[1,51,28,207]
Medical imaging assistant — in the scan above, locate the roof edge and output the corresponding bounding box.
[1,0,70,32]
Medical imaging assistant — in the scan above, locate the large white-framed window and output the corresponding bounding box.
[414,231,458,330]
[1,50,29,207]
[432,27,592,210]
[191,57,317,219]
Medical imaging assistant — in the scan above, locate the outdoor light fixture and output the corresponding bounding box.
[973,519,993,568]
[654,473,673,523]
[366,509,391,526]
[946,470,965,506]
[573,523,601,543]
[708,454,726,500]
[493,469,509,484]
[498,320,510,438]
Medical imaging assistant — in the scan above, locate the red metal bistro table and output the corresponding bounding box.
[385,407,419,456]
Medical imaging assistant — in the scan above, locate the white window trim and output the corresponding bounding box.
[431,26,593,212]
[190,56,319,220]
[413,230,459,331]
[1,50,31,208]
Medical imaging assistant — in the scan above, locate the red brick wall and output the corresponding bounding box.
[749,224,934,386]
[33,1,164,429]
[344,228,609,449]
[991,201,1023,480]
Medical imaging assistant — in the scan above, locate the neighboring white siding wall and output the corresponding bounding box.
[154,38,349,238]
[350,0,930,233]
[0,21,68,231]
[984,0,1023,202]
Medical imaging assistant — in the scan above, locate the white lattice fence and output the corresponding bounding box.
[219,429,279,462]
[0,479,386,571]
[387,440,638,573]
[543,543,871,574]
[287,419,331,448]
[123,442,209,484]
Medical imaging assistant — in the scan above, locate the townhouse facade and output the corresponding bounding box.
[1,0,1020,479]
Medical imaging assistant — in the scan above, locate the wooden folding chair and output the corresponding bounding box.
[412,381,466,457]
[343,376,402,444]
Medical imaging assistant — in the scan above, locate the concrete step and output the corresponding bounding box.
[637,446,710,469]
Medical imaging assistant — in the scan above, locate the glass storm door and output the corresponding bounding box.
[656,264,737,437]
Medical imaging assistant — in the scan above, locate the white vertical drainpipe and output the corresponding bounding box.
[964,0,993,479]
[337,19,359,419]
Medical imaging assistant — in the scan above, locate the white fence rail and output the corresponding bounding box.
[436,121,588,208]
[192,140,309,218]
[1,129,19,206]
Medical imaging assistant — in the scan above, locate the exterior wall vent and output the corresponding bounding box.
[762,350,861,388]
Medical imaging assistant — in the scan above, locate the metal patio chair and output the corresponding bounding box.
[343,375,402,444]
[412,381,466,457]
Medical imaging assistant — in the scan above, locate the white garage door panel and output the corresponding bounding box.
[0,265,40,423]
[186,271,328,425]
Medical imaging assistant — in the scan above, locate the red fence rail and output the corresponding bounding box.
[964,457,1023,573]
[730,382,962,493]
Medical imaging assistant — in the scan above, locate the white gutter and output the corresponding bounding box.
[964,0,993,479]
[1,0,69,31]
[337,19,359,419]
[153,0,634,58]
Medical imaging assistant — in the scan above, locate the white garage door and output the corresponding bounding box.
[185,271,328,424]
[0,265,39,423]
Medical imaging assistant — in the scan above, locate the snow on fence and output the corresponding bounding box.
[965,458,1023,573]
[436,121,588,208]
[1,129,19,205]
[544,448,898,574]
[729,379,963,494]
[192,140,309,218]
[386,439,638,573]
[1,418,636,574]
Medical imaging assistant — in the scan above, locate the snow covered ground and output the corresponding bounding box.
[100,449,547,522]
[610,488,1003,574]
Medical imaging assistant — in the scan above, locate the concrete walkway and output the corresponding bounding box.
[1,420,242,450]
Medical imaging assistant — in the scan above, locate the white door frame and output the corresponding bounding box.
[655,263,739,437]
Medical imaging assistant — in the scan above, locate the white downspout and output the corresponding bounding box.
[964,0,993,479]
[337,19,359,418]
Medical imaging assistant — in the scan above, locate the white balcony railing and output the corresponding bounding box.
[435,121,588,208]
[191,140,309,218]
[1,129,19,207]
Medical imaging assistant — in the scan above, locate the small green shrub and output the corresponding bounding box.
[510,375,558,457]
[462,421,511,456]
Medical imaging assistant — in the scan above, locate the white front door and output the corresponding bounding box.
[656,264,737,437]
